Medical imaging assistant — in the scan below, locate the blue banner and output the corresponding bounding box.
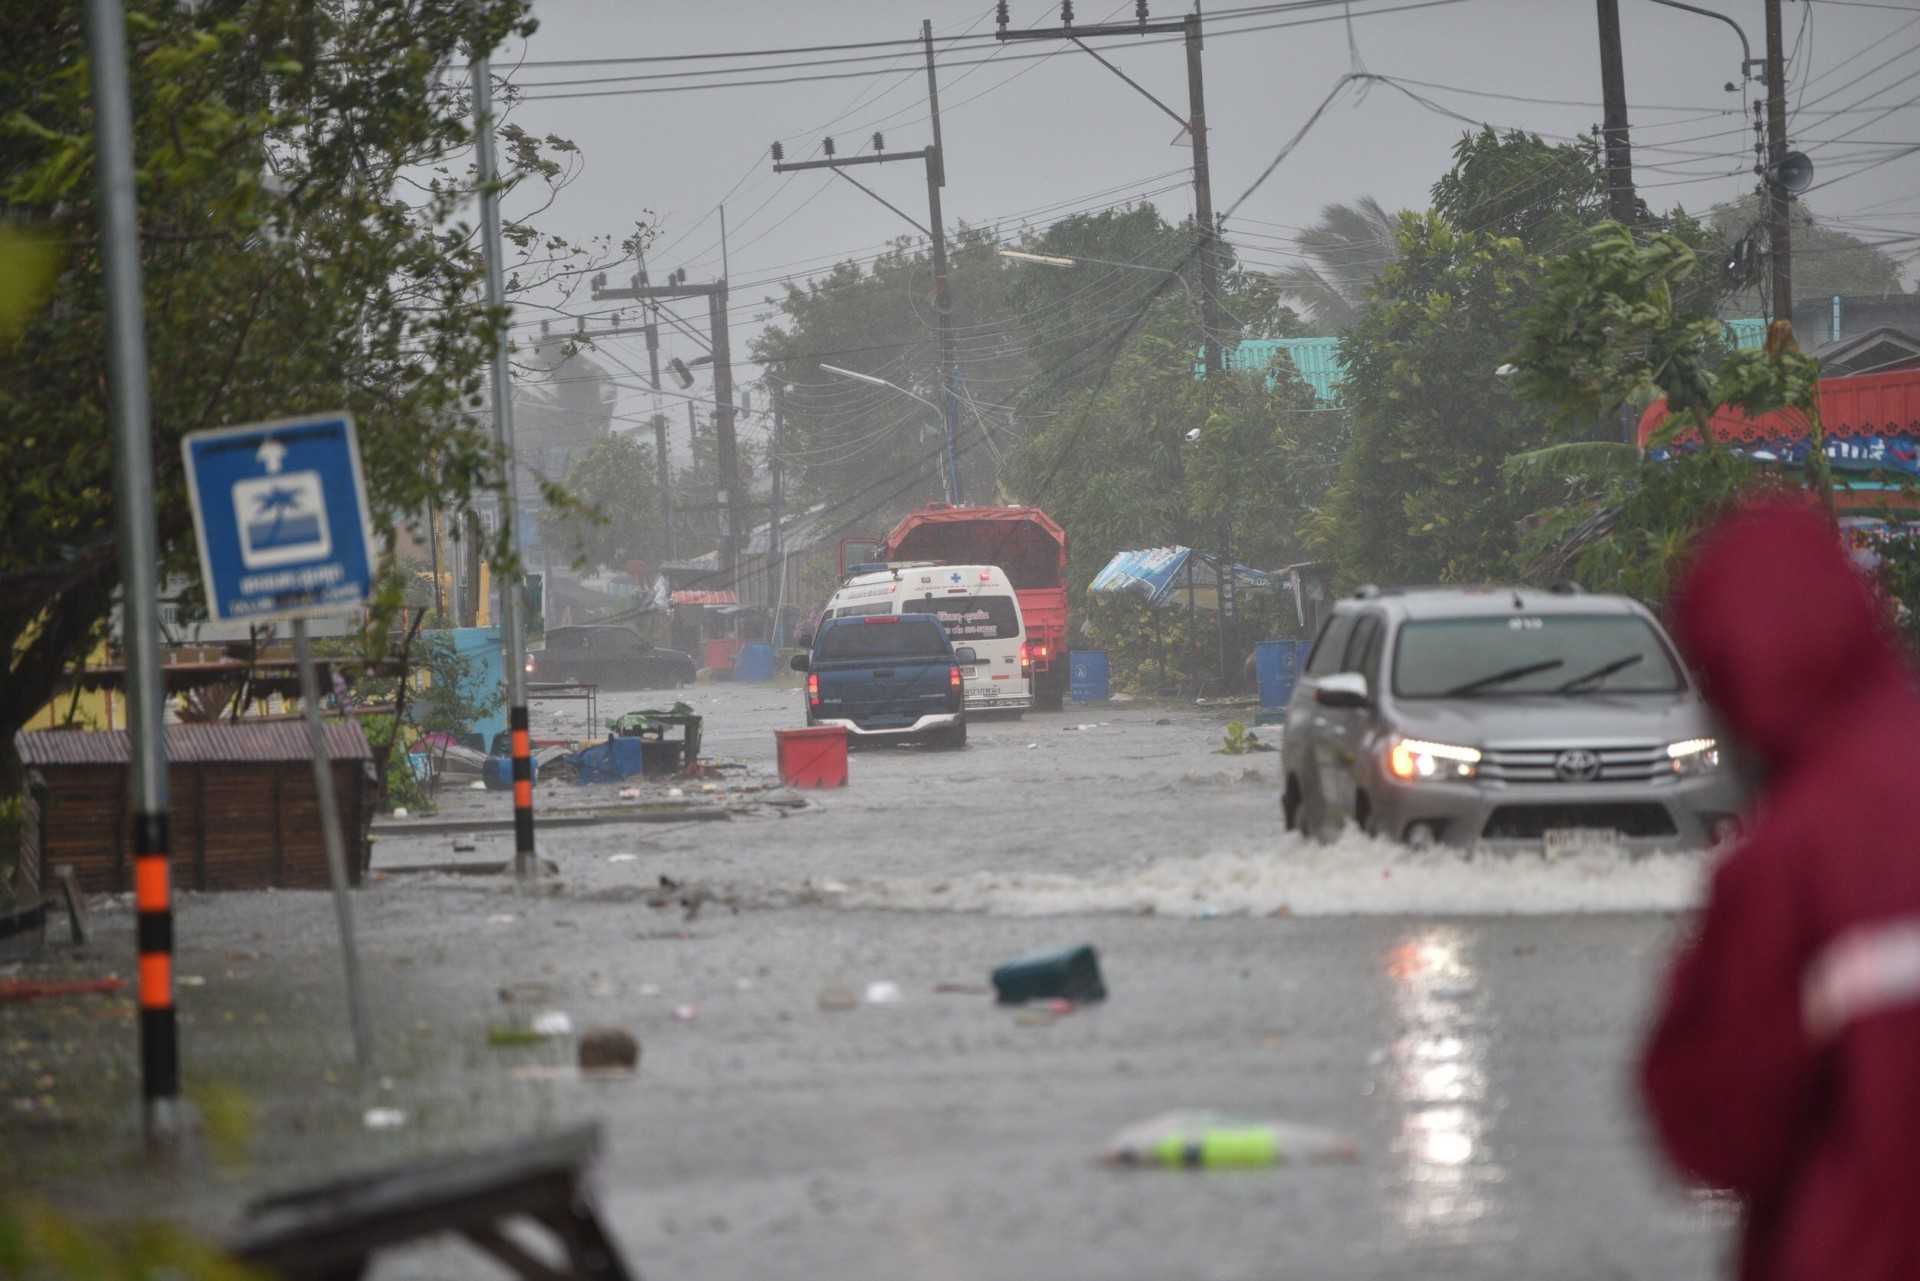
[1088,546,1193,606]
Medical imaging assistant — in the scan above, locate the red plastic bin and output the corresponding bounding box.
[705,637,742,673]
[776,726,849,788]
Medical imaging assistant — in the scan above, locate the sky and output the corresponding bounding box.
[482,0,1920,460]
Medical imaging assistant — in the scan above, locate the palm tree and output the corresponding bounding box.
[1271,197,1401,332]
[252,485,302,544]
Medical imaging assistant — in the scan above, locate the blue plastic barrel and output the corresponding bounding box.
[733,641,776,683]
[1068,650,1110,703]
[1255,639,1313,709]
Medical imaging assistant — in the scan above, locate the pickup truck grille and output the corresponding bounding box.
[1478,745,1667,784]
[1482,803,1677,840]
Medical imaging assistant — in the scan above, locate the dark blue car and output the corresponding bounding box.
[791,615,970,749]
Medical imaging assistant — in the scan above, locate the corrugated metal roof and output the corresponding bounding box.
[1203,321,1766,403]
[16,721,372,767]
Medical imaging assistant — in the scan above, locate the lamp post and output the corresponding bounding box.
[997,247,1197,303]
[818,363,957,503]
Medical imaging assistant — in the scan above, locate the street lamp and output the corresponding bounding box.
[818,364,958,503]
[996,247,1195,299]
[1645,0,1764,89]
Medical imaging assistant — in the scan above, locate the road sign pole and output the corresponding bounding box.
[293,619,371,1074]
[85,0,178,1144]
[471,52,535,881]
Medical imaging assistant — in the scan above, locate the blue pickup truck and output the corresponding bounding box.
[790,615,971,749]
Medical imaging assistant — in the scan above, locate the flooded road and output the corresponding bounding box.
[2,683,1730,1278]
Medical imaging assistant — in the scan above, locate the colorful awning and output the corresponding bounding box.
[1636,368,1920,448]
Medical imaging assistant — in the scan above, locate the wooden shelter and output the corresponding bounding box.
[16,722,374,894]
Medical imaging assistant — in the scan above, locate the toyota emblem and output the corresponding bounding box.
[1554,749,1602,782]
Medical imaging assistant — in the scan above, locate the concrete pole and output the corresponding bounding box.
[471,52,535,880]
[85,0,178,1144]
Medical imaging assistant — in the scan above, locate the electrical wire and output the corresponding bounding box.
[509,0,1478,102]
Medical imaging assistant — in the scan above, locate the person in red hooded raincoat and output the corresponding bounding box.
[1641,495,1920,1280]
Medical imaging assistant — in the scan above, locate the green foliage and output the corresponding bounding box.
[1268,196,1400,331]
[0,0,605,772]
[0,1196,265,1281]
[1431,127,1605,250]
[1216,720,1271,755]
[1711,193,1908,308]
[1870,531,1920,657]
[1317,214,1544,586]
[540,430,661,573]
[1508,224,1726,429]
[361,714,430,814]
[412,633,502,737]
[1507,218,1833,604]
[0,226,60,342]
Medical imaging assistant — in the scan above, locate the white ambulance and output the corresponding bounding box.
[821,563,1034,714]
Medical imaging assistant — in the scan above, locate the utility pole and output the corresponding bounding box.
[86,0,178,1144]
[1182,14,1222,374]
[769,23,962,503]
[472,50,535,882]
[996,2,1230,683]
[768,378,786,643]
[1764,0,1793,325]
[923,19,961,501]
[592,271,744,587]
[997,3,1225,371]
[1595,0,1639,227]
[768,379,785,582]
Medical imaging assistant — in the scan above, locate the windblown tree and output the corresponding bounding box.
[1270,196,1402,331]
[0,0,610,783]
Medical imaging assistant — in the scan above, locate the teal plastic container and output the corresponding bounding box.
[991,944,1106,1005]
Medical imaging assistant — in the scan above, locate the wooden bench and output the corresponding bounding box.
[230,1124,636,1281]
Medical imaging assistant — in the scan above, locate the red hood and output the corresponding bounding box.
[1669,496,1902,766]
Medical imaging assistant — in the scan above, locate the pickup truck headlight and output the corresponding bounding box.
[1385,736,1481,782]
[1666,737,1720,776]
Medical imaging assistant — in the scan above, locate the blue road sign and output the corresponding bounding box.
[182,413,377,622]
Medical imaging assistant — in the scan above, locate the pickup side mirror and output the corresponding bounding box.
[1314,671,1371,709]
[789,653,811,673]
[953,646,977,665]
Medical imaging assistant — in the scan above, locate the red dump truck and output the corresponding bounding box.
[877,505,1071,710]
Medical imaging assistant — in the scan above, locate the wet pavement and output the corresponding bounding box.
[1,682,1730,1278]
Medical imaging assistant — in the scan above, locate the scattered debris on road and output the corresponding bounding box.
[577,1027,639,1074]
[1101,1112,1359,1169]
[992,944,1107,1005]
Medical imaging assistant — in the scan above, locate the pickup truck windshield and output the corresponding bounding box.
[1394,614,1684,697]
[817,619,950,661]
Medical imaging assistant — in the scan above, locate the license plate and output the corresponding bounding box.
[960,667,976,679]
[1542,828,1613,858]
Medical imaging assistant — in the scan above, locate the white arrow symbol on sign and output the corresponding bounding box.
[256,438,287,474]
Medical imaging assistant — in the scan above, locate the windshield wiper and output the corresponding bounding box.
[1443,658,1565,696]
[1554,653,1645,693]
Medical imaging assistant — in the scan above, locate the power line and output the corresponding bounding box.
[509,1,1478,102]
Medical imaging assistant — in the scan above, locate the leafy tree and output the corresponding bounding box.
[1316,215,1544,585]
[1709,193,1907,312]
[0,0,607,785]
[540,431,661,573]
[1507,222,1826,600]
[1431,127,1605,251]
[1270,197,1402,331]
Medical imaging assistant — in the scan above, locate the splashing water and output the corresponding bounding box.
[828,830,1711,918]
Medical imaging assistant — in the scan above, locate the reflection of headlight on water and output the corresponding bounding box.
[1414,1114,1476,1167]
[1385,927,1505,1237]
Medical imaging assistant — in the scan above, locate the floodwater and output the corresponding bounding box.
[1,681,1731,1279]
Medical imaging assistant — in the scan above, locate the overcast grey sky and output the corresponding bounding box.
[487,0,1920,447]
